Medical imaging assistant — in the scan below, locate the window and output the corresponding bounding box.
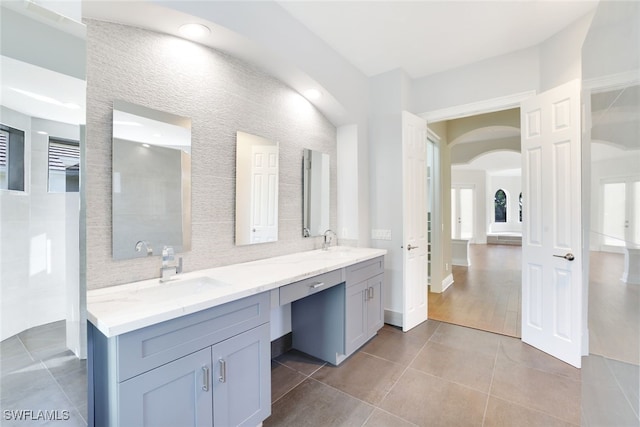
[48,138,80,192]
[494,189,507,223]
[519,192,523,222]
[0,124,25,191]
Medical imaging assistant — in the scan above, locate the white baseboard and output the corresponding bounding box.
[441,274,454,292]
[384,310,402,327]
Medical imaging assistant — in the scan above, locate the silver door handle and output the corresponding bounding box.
[407,244,419,251]
[218,359,226,383]
[202,366,209,391]
[553,253,575,261]
[310,282,325,289]
[368,287,374,299]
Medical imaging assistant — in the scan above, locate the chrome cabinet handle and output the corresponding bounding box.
[553,253,575,261]
[310,282,325,289]
[407,244,419,251]
[368,287,374,299]
[218,359,226,383]
[202,366,209,391]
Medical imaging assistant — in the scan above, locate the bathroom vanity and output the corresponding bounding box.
[87,247,386,427]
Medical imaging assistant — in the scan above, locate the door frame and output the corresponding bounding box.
[420,89,589,362]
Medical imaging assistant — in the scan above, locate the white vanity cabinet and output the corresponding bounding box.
[88,293,271,427]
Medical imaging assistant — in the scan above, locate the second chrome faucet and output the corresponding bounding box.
[160,246,182,282]
[322,229,337,250]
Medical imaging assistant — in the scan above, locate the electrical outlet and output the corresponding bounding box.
[445,263,449,271]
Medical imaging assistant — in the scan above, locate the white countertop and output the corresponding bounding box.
[87,246,386,337]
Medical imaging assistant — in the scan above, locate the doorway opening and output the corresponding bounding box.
[428,107,524,338]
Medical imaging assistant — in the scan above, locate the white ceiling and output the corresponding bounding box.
[1,55,86,125]
[277,0,599,78]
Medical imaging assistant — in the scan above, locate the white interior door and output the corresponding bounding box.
[451,186,474,240]
[402,111,429,331]
[250,145,278,243]
[521,79,584,368]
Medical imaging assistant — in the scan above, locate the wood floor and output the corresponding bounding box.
[428,244,522,338]
[429,244,639,364]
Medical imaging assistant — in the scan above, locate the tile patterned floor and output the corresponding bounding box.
[0,321,87,427]
[1,318,637,426]
[266,321,583,427]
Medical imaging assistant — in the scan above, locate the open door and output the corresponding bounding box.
[520,79,584,368]
[402,111,429,331]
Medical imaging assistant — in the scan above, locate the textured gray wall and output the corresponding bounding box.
[86,20,336,290]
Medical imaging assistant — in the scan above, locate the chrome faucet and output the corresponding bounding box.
[160,246,183,282]
[322,229,337,250]
[135,240,153,256]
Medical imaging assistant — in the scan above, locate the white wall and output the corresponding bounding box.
[368,69,412,323]
[156,1,372,248]
[539,10,595,91]
[0,108,80,340]
[451,169,487,244]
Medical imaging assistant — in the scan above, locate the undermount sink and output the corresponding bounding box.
[324,246,354,256]
[133,276,230,301]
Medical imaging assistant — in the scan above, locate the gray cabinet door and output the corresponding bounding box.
[366,274,384,336]
[119,347,213,427]
[212,323,271,427]
[345,280,368,355]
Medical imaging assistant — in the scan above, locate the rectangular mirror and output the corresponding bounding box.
[303,148,330,237]
[235,131,279,245]
[112,100,191,259]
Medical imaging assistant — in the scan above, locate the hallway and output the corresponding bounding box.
[429,244,522,337]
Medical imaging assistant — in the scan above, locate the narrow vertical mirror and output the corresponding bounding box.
[112,100,191,259]
[303,148,330,237]
[235,131,279,245]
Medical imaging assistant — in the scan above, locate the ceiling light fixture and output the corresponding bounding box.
[303,89,322,100]
[179,23,211,40]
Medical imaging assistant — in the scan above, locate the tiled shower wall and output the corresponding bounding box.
[85,20,337,290]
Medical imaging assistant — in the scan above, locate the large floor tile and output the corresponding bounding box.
[394,320,440,345]
[498,336,580,381]
[606,358,640,417]
[379,368,487,427]
[270,361,306,403]
[582,355,639,427]
[410,341,495,393]
[483,396,578,427]
[360,328,425,366]
[18,322,67,361]
[0,336,29,361]
[0,362,54,400]
[363,409,417,427]
[273,349,325,376]
[491,357,581,424]
[312,351,405,405]
[429,322,500,358]
[264,378,373,427]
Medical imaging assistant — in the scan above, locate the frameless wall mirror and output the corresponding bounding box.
[112,100,191,260]
[235,131,279,245]
[303,148,330,237]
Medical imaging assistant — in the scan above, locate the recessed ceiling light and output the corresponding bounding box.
[179,23,211,40]
[303,89,322,100]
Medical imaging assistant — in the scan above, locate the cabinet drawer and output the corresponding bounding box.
[116,292,269,382]
[346,256,384,286]
[280,269,344,305]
